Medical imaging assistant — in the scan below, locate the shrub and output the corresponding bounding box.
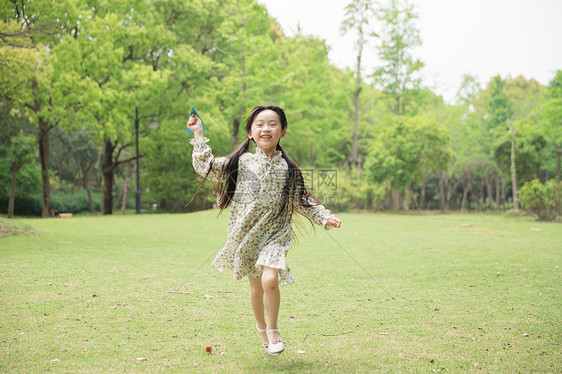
[50,190,102,214]
[0,190,103,216]
[519,179,560,222]
[0,194,42,216]
[311,169,388,212]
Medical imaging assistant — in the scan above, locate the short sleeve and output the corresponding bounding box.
[190,137,228,182]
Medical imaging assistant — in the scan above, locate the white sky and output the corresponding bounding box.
[258,0,562,103]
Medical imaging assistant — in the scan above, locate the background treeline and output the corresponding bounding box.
[1,0,560,220]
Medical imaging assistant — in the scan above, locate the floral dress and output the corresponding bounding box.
[190,136,333,285]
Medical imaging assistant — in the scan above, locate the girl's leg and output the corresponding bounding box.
[248,276,268,346]
[261,266,281,343]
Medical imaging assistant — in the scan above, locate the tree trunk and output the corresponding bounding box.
[38,115,51,218]
[113,188,123,211]
[86,187,95,213]
[232,115,242,150]
[232,42,247,150]
[438,173,446,210]
[79,161,95,213]
[446,179,459,210]
[555,149,561,184]
[351,50,362,167]
[509,120,519,209]
[31,78,52,218]
[501,179,506,210]
[84,167,95,214]
[391,189,400,210]
[461,180,471,211]
[102,140,116,215]
[121,162,133,215]
[409,186,420,210]
[420,180,427,209]
[484,171,493,210]
[495,176,501,211]
[58,157,64,185]
[8,164,20,218]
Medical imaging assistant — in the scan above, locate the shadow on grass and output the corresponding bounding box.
[244,356,332,372]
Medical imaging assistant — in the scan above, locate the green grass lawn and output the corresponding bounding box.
[0,212,560,373]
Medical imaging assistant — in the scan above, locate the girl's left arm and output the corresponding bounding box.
[294,195,341,229]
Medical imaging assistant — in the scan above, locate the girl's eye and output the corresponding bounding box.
[255,123,263,127]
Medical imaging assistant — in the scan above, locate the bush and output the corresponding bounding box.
[0,190,103,216]
[50,190,102,214]
[311,169,388,212]
[0,194,42,216]
[519,179,560,222]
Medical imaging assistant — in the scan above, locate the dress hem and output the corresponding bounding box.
[211,261,295,286]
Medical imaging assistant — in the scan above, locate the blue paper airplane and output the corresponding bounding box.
[186,106,206,134]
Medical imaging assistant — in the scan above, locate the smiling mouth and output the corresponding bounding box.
[260,136,272,140]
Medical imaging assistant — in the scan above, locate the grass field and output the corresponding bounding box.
[0,211,560,373]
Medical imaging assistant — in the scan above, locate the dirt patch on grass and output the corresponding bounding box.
[0,218,38,238]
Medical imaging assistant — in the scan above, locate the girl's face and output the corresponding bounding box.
[248,109,286,155]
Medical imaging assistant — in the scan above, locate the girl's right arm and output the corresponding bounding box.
[188,114,228,182]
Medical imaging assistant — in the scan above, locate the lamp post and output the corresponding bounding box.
[135,107,159,214]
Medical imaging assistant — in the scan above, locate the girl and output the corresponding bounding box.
[187,105,341,355]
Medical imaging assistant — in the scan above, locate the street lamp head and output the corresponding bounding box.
[148,117,160,130]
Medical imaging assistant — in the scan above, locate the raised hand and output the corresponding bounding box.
[186,113,204,137]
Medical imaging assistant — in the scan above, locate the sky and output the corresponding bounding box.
[258,0,562,103]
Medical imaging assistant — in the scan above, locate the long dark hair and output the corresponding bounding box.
[189,105,320,223]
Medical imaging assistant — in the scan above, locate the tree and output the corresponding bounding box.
[279,34,355,168]
[56,1,169,214]
[211,0,283,150]
[1,0,87,217]
[366,115,452,209]
[487,76,518,209]
[540,71,562,183]
[341,0,376,168]
[6,131,36,218]
[537,70,562,217]
[456,74,480,108]
[371,0,424,116]
[50,127,99,212]
[0,100,37,218]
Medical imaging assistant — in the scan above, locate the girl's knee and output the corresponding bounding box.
[261,268,279,291]
[250,285,263,298]
[249,276,263,294]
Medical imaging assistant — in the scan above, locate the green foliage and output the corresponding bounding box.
[0,193,41,216]
[366,115,452,189]
[536,70,562,180]
[0,101,39,208]
[0,190,103,216]
[311,169,388,212]
[492,119,547,182]
[50,190,103,214]
[0,162,41,199]
[486,75,515,129]
[0,0,558,215]
[519,179,560,222]
[341,0,376,68]
[372,0,424,115]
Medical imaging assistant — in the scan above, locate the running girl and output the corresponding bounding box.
[187,105,341,355]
